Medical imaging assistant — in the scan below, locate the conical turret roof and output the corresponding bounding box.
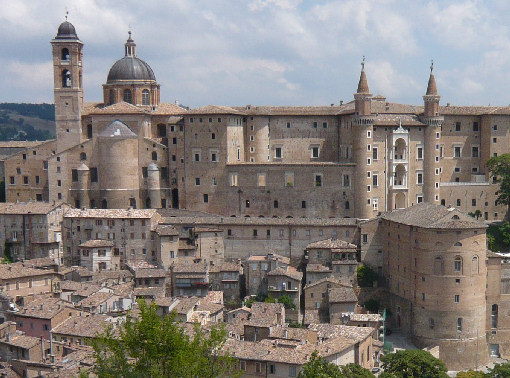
[426,61,438,95]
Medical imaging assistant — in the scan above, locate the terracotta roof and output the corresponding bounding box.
[155,225,179,236]
[250,302,284,324]
[380,203,487,229]
[306,238,357,250]
[308,323,374,343]
[209,262,242,273]
[60,280,84,291]
[178,240,196,250]
[345,313,383,322]
[232,105,345,116]
[172,262,207,273]
[0,264,57,280]
[306,264,332,272]
[150,103,186,115]
[247,253,290,265]
[374,114,425,126]
[194,227,223,233]
[79,291,114,308]
[0,334,40,349]
[304,310,319,324]
[52,315,112,338]
[91,270,133,284]
[72,284,102,298]
[187,105,245,115]
[87,101,147,115]
[196,298,224,314]
[21,257,58,269]
[303,277,351,290]
[133,268,167,279]
[0,141,46,148]
[65,208,158,219]
[16,297,72,319]
[133,287,165,298]
[173,297,200,314]
[267,266,302,281]
[205,291,223,304]
[328,287,357,303]
[79,240,114,248]
[110,282,134,297]
[0,201,65,215]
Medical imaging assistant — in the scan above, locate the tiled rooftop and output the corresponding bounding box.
[79,240,114,248]
[306,238,357,250]
[52,315,112,338]
[65,208,158,219]
[0,201,65,215]
[328,287,358,303]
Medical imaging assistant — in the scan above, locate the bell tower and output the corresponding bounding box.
[352,57,375,219]
[51,17,84,152]
[422,61,443,204]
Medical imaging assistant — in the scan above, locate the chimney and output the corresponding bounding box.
[340,100,344,105]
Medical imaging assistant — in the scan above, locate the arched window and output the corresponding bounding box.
[80,152,87,161]
[491,304,498,329]
[62,70,71,88]
[441,199,446,206]
[123,89,132,104]
[142,89,150,105]
[109,90,115,105]
[61,48,70,61]
[129,197,137,209]
[472,255,479,274]
[146,198,151,209]
[452,215,460,219]
[101,199,107,209]
[345,201,350,210]
[90,199,96,208]
[454,256,463,273]
[152,151,157,161]
[454,242,462,246]
[433,256,443,275]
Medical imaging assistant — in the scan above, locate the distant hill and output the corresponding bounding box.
[0,103,55,141]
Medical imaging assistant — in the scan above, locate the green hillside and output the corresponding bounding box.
[0,103,55,141]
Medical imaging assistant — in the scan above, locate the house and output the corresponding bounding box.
[51,314,113,346]
[8,296,78,340]
[266,266,302,322]
[246,252,289,296]
[305,264,332,286]
[328,286,358,324]
[78,240,117,272]
[171,261,209,297]
[303,278,352,322]
[0,322,50,363]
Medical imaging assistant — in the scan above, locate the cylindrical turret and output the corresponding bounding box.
[77,163,89,208]
[147,162,161,209]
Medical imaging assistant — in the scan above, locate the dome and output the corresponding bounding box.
[106,56,156,83]
[55,21,79,40]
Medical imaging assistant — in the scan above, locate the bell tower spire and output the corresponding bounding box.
[124,30,136,57]
[355,56,372,116]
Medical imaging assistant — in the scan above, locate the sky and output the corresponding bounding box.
[2,0,510,108]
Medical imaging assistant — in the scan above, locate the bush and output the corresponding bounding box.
[357,265,379,287]
[277,294,296,310]
[363,299,380,313]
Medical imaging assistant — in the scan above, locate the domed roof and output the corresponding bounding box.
[55,21,79,40]
[107,56,156,83]
[98,119,137,139]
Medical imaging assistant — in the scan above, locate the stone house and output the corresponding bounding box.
[328,286,358,324]
[266,266,302,322]
[209,261,242,302]
[78,239,116,272]
[246,252,289,296]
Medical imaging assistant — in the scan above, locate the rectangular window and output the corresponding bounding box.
[417,195,423,203]
[90,167,98,182]
[315,174,323,187]
[203,194,209,203]
[373,197,378,210]
[9,176,14,185]
[286,122,291,128]
[343,174,350,187]
[417,173,423,185]
[246,200,251,208]
[257,173,266,187]
[195,178,200,186]
[457,318,462,332]
[230,173,238,187]
[373,147,378,160]
[472,199,476,206]
[23,176,29,185]
[313,121,318,128]
[455,122,461,131]
[454,146,461,158]
[373,174,378,187]
[454,294,460,303]
[302,201,306,209]
[275,147,282,159]
[473,122,479,131]
[472,146,479,158]
[417,147,423,159]
[210,150,218,162]
[311,146,319,158]
[253,229,257,237]
[285,172,294,187]
[193,149,201,162]
[289,366,297,377]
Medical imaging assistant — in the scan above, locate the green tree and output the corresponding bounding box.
[486,362,510,377]
[487,222,510,251]
[363,299,380,313]
[91,300,239,378]
[277,294,296,310]
[264,295,276,303]
[298,351,343,378]
[357,265,379,287]
[381,350,447,378]
[456,370,485,378]
[339,363,374,377]
[487,154,510,218]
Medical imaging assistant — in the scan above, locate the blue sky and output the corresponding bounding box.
[2,0,510,108]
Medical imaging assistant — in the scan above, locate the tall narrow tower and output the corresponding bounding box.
[352,58,375,219]
[422,62,443,204]
[51,19,84,153]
